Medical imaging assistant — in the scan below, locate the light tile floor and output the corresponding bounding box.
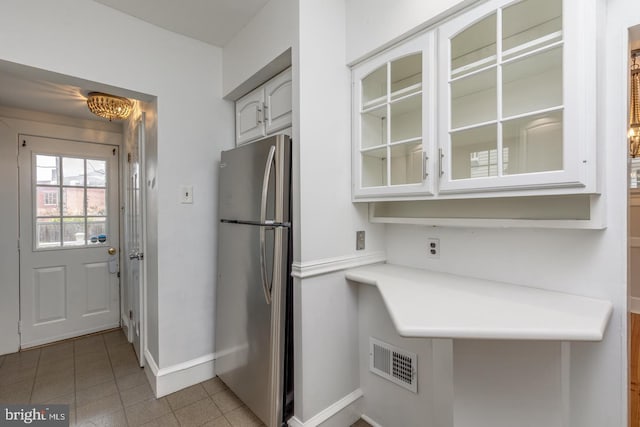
[0,329,264,426]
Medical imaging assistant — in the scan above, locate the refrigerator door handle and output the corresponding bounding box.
[259,145,276,305]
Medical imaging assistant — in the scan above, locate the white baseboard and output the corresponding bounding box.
[144,349,215,398]
[288,389,363,427]
[360,415,383,427]
[121,315,130,340]
[630,296,640,314]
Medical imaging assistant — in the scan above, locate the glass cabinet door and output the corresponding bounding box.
[354,33,432,199]
[437,0,592,194]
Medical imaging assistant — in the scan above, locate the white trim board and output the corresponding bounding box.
[360,415,384,427]
[291,252,386,279]
[288,389,363,427]
[144,349,215,398]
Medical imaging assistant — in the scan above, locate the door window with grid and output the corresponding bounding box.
[34,154,109,249]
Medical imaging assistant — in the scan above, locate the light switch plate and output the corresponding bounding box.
[180,185,193,204]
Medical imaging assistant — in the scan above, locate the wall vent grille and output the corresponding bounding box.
[369,337,417,393]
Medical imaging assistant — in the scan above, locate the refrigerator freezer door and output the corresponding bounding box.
[216,135,290,426]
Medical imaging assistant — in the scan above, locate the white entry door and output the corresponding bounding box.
[19,135,120,348]
[125,115,146,366]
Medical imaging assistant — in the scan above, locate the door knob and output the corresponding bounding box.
[108,247,117,255]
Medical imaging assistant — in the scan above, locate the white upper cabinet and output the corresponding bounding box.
[236,86,266,145]
[264,68,293,135]
[438,0,596,194]
[352,33,434,199]
[351,0,597,201]
[236,68,292,145]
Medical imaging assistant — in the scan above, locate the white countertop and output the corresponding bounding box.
[346,264,613,341]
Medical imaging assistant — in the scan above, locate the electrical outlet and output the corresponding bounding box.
[427,238,440,258]
[356,230,365,250]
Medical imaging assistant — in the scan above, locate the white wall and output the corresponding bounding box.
[293,0,388,424]
[0,119,22,356]
[295,272,360,422]
[297,2,384,265]
[222,0,297,97]
[345,0,469,63]
[358,284,453,427]
[0,0,234,372]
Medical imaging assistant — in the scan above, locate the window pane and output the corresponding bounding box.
[502,0,562,59]
[63,187,85,216]
[451,12,497,77]
[63,218,85,247]
[87,188,107,216]
[503,47,562,118]
[36,155,59,185]
[503,110,563,175]
[36,218,61,249]
[87,159,107,187]
[36,187,60,216]
[361,106,388,149]
[362,65,387,108]
[390,142,422,185]
[87,218,107,245]
[62,157,85,186]
[390,95,421,142]
[390,53,422,100]
[362,147,388,187]
[451,68,497,129]
[451,124,498,180]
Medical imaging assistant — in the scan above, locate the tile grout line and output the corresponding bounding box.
[103,333,131,427]
[27,349,41,405]
[72,339,77,425]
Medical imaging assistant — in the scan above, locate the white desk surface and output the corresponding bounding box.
[346,264,613,341]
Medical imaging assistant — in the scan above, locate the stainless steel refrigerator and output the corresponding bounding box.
[215,134,293,427]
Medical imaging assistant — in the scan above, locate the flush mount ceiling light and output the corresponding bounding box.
[86,92,133,121]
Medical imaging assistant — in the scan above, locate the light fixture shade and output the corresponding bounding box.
[87,92,133,121]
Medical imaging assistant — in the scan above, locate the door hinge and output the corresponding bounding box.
[113,148,117,156]
[18,320,22,334]
[117,271,121,278]
[17,239,20,251]
[127,152,132,163]
[129,310,133,320]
